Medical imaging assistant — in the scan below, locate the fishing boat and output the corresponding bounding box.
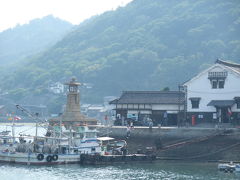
[218,162,240,173]
[79,136,156,165]
[0,104,103,165]
[0,123,142,165]
[0,125,103,165]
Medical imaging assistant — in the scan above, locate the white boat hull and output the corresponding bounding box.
[0,152,80,165]
[218,163,240,173]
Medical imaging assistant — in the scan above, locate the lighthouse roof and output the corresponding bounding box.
[64,77,81,86]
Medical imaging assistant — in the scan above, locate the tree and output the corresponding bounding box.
[161,87,170,91]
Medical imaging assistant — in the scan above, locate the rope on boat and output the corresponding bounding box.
[15,104,69,138]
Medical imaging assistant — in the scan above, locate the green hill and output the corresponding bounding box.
[1,0,240,111]
[0,15,73,66]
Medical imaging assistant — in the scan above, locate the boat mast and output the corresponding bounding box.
[58,116,62,152]
[60,117,62,139]
[35,113,39,140]
[69,125,73,147]
[11,114,15,143]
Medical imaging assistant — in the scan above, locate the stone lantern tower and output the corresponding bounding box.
[49,77,97,130]
[64,77,81,115]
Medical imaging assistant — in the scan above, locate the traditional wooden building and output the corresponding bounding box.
[183,59,240,125]
[110,91,184,126]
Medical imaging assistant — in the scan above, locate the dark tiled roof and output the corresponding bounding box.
[207,100,235,107]
[110,91,185,104]
[216,59,240,73]
[109,99,118,104]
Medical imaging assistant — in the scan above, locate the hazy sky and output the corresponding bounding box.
[0,0,133,32]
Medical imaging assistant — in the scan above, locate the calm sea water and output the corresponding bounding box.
[0,161,239,180]
[0,125,239,180]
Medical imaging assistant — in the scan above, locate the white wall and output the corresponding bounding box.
[117,104,183,111]
[152,104,183,111]
[186,65,240,112]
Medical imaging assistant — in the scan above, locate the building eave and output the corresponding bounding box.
[183,61,240,86]
[183,64,220,86]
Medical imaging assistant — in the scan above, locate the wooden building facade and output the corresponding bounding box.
[110,91,184,126]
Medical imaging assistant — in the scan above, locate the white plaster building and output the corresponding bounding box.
[49,82,64,94]
[183,59,240,125]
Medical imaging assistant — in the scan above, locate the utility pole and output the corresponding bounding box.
[178,85,187,127]
[183,86,187,126]
[178,85,181,127]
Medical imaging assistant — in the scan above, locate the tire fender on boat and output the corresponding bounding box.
[37,153,44,161]
[46,155,53,162]
[52,154,58,161]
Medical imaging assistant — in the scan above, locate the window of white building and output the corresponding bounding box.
[190,97,201,109]
[210,79,225,89]
[212,80,218,89]
[237,102,240,109]
[235,97,240,109]
[208,71,227,89]
[218,80,225,89]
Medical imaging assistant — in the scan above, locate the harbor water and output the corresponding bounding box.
[0,161,239,180]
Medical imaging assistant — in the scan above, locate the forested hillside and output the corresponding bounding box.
[1,0,240,108]
[0,15,73,66]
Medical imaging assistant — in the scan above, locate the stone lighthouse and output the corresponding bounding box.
[49,77,97,130]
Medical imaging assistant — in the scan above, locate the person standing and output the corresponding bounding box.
[121,116,125,126]
[126,126,131,138]
[130,120,134,129]
[148,118,153,132]
[163,111,168,126]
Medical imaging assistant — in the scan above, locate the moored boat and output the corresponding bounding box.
[79,136,156,165]
[0,123,102,165]
[79,153,156,165]
[0,151,80,165]
[218,162,240,173]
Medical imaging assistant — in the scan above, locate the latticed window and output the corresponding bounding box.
[208,71,228,78]
[208,71,227,89]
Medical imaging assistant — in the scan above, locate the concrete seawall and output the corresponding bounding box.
[98,126,240,161]
[98,126,239,139]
